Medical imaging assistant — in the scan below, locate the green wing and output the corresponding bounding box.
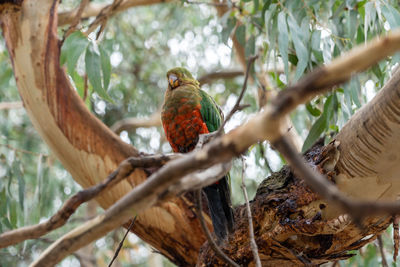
[199,89,223,133]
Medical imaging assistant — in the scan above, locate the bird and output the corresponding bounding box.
[161,67,234,241]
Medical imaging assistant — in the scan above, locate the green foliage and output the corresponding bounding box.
[1,0,400,265]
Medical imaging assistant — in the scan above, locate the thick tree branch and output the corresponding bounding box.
[30,28,400,266]
[0,154,175,248]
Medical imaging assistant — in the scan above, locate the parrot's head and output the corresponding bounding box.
[166,67,199,90]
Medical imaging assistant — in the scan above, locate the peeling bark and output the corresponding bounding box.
[2,0,400,266]
[0,1,206,265]
[199,141,392,266]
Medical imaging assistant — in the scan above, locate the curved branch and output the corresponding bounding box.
[110,112,161,134]
[30,28,400,266]
[58,0,174,26]
[0,154,175,249]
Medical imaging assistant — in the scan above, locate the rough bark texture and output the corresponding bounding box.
[0,1,206,265]
[199,141,392,266]
[2,0,400,266]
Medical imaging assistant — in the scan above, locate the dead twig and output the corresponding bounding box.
[108,216,137,267]
[216,55,258,137]
[0,154,176,249]
[63,0,89,41]
[393,215,399,261]
[240,158,261,267]
[377,235,388,267]
[194,190,240,267]
[85,0,123,37]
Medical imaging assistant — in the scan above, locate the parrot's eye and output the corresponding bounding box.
[168,74,180,89]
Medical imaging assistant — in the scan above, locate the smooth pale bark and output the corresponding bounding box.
[2,0,400,266]
[0,1,205,265]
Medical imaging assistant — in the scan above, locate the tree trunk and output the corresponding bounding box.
[0,1,205,265]
[1,0,400,266]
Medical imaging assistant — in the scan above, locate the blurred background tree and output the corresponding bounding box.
[1,0,399,266]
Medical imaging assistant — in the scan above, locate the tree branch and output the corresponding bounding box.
[195,190,240,267]
[240,159,261,267]
[0,101,22,110]
[0,154,175,249]
[110,112,161,134]
[216,55,257,136]
[30,28,400,266]
[198,70,243,85]
[58,0,174,26]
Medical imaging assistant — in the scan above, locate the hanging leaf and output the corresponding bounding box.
[311,30,323,63]
[99,45,111,91]
[221,17,236,44]
[60,31,89,74]
[382,4,400,29]
[287,16,309,81]
[12,160,25,210]
[85,42,114,103]
[302,95,333,152]
[235,24,246,47]
[245,35,256,58]
[9,199,17,228]
[302,116,326,152]
[278,12,289,80]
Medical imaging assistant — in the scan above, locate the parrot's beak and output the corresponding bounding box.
[168,74,179,89]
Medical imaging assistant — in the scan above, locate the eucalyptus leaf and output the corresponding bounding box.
[235,25,246,47]
[99,45,111,91]
[245,35,256,57]
[85,42,114,103]
[288,16,309,81]
[302,116,326,152]
[278,12,289,81]
[382,4,400,29]
[60,31,89,74]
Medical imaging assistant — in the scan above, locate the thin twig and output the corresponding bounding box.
[216,55,258,137]
[240,158,261,267]
[0,154,176,249]
[0,101,23,110]
[85,0,123,37]
[83,74,88,102]
[377,235,388,267]
[0,142,48,157]
[184,0,229,7]
[194,190,240,267]
[393,215,399,261]
[63,0,89,41]
[108,216,137,267]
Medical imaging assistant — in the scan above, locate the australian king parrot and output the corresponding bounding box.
[161,67,234,241]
